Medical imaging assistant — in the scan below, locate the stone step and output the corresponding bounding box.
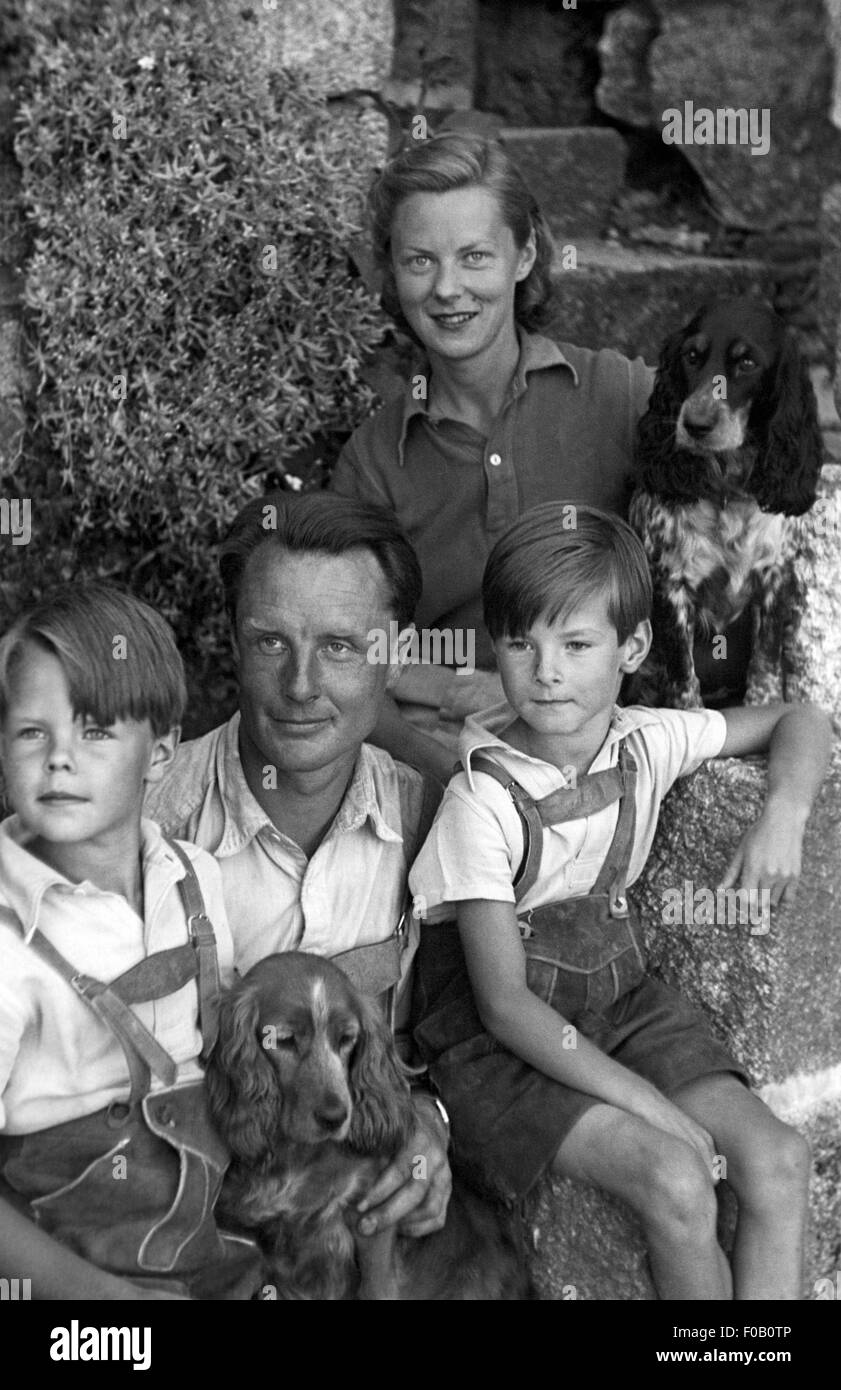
[499,127,628,239]
[544,239,775,363]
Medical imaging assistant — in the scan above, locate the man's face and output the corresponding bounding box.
[233,543,403,780]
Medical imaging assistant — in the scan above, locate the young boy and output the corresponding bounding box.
[0,583,263,1299]
[410,503,832,1300]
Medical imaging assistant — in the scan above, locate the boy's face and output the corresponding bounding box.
[494,592,650,751]
[0,643,177,851]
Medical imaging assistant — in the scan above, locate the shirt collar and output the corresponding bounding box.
[0,815,185,942]
[213,712,277,856]
[213,714,404,855]
[395,329,580,466]
[459,701,659,792]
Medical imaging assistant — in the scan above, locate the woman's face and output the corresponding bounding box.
[389,185,536,366]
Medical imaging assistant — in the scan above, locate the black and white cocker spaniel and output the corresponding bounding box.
[627,297,823,708]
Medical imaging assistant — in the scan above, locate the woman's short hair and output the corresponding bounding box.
[368,130,556,336]
[0,582,187,735]
[483,503,652,645]
[219,490,423,631]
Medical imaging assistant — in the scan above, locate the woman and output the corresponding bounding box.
[331,131,654,781]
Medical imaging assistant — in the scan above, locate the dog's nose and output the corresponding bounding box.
[683,415,715,440]
[314,1097,350,1132]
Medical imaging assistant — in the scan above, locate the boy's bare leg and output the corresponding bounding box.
[552,1104,732,1300]
[670,1074,810,1300]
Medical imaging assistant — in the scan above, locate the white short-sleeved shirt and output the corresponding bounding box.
[0,817,235,1135]
[410,702,727,923]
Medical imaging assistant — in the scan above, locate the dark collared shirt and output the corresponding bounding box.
[332,332,654,668]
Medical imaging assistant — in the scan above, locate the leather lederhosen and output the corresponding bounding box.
[413,741,647,1058]
[0,840,264,1300]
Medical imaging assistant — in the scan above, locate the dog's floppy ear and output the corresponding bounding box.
[205,982,281,1167]
[347,995,415,1157]
[754,331,823,515]
[634,325,702,501]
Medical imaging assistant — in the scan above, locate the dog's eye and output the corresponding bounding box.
[684,348,701,365]
[338,1034,358,1051]
[735,355,757,372]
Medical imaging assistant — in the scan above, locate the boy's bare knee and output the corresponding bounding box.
[640,1143,717,1241]
[738,1122,811,1210]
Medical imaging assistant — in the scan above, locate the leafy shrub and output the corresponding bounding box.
[8,0,387,731]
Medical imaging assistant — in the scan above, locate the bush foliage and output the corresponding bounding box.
[9,0,387,729]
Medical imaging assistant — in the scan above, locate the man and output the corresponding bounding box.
[146,491,451,1239]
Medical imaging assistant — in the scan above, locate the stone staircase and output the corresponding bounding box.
[497,124,780,362]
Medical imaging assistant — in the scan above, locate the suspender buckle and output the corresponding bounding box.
[517,912,535,940]
[188,911,213,940]
[70,971,100,1000]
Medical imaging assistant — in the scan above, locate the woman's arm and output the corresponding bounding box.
[391,663,506,717]
[368,695,456,787]
[0,1194,183,1300]
[457,899,716,1161]
[717,702,833,903]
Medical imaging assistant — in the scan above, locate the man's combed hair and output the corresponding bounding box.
[483,503,652,645]
[367,130,556,336]
[219,491,423,630]
[0,583,187,735]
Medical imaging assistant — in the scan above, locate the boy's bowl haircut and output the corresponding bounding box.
[0,582,187,735]
[482,502,652,644]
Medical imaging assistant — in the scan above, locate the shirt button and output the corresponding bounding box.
[489,453,502,467]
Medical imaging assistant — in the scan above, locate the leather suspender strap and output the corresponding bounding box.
[166,838,220,1059]
[590,747,638,916]
[336,769,442,1029]
[12,839,222,1103]
[396,769,442,940]
[532,767,626,826]
[107,944,198,1004]
[28,929,176,1102]
[331,936,403,1000]
[462,744,638,912]
[461,755,547,902]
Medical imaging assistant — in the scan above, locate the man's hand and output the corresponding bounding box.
[355,1092,452,1238]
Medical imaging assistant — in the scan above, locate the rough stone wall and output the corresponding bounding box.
[0,30,27,476]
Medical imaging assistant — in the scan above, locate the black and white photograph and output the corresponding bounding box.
[0,0,839,1358]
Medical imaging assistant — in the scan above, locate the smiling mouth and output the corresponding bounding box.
[431,311,478,328]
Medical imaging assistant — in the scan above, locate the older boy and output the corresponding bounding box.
[411,503,832,1300]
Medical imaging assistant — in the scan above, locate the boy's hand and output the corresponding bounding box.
[720,797,805,907]
[632,1088,718,1173]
